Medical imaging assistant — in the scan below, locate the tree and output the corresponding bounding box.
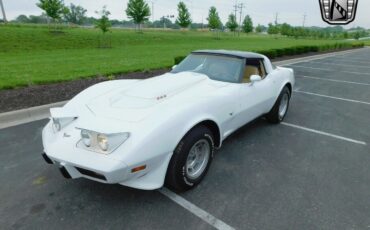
[255,24,264,33]
[36,0,65,23]
[226,14,238,32]
[153,17,174,28]
[126,0,151,31]
[354,31,361,40]
[15,15,30,23]
[207,7,222,30]
[63,3,87,25]
[267,23,280,35]
[84,17,98,26]
[29,14,49,24]
[242,15,253,33]
[176,1,191,28]
[280,23,292,36]
[95,6,112,48]
[95,6,111,34]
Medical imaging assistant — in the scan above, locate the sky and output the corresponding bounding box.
[2,0,369,28]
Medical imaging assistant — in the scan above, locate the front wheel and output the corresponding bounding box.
[266,86,291,123]
[165,125,214,192]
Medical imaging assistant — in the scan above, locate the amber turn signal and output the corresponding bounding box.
[131,165,146,173]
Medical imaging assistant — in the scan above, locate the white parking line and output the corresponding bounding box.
[294,90,370,105]
[332,57,370,63]
[296,75,370,86]
[159,188,235,230]
[288,65,370,76]
[320,59,370,65]
[308,61,370,69]
[284,65,328,71]
[281,122,367,145]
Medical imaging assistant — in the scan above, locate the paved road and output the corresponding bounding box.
[1,48,370,230]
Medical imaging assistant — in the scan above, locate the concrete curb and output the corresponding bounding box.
[0,101,68,129]
[273,47,368,66]
[0,47,367,130]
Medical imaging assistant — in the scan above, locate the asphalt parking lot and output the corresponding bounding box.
[1,48,370,230]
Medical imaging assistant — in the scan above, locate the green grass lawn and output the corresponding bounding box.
[0,24,352,89]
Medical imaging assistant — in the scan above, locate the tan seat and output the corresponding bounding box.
[243,66,259,83]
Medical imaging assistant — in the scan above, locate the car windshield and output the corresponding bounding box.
[171,54,244,83]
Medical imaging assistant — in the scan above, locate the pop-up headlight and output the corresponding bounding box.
[77,129,130,154]
[50,108,78,132]
[52,117,77,132]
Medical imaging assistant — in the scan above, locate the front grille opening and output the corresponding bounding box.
[75,167,107,181]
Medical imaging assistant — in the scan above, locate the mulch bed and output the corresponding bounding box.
[0,47,362,113]
[0,69,168,113]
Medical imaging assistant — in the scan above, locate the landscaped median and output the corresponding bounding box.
[174,42,365,64]
[259,42,364,59]
[0,24,364,90]
[0,48,365,114]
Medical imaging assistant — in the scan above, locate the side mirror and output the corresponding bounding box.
[250,75,262,84]
[172,65,177,70]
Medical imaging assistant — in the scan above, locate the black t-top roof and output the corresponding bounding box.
[192,50,265,59]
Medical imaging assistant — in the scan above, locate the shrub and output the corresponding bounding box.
[309,46,319,52]
[174,56,186,65]
[284,47,296,55]
[174,42,363,63]
[274,49,285,57]
[318,44,329,51]
[352,42,364,48]
[259,49,277,59]
[303,46,311,53]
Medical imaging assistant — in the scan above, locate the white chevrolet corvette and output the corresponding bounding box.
[42,50,295,191]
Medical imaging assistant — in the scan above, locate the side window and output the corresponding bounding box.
[242,59,266,83]
[258,60,267,79]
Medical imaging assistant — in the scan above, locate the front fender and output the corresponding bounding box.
[113,99,223,189]
[160,99,223,151]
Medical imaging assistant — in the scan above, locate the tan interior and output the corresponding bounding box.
[243,66,259,83]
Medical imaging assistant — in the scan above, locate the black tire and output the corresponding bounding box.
[165,125,215,192]
[266,86,291,123]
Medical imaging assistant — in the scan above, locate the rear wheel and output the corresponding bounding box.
[266,86,291,123]
[165,125,214,192]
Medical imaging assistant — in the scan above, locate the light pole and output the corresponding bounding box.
[302,13,307,27]
[151,0,156,23]
[274,12,279,25]
[238,3,245,35]
[0,0,7,23]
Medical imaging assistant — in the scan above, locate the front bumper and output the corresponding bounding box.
[42,152,107,180]
[42,122,173,190]
[42,121,133,184]
[42,151,130,183]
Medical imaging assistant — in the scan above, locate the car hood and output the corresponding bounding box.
[85,72,224,122]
